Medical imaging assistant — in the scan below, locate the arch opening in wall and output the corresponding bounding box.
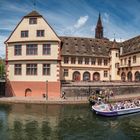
[135,71,140,82]
[127,71,132,82]
[25,88,32,97]
[93,72,100,81]
[121,72,126,82]
[73,71,81,81]
[83,71,90,81]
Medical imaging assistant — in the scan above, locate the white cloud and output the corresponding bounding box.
[74,15,89,29]
[103,13,110,23]
[91,25,96,32]
[110,38,125,42]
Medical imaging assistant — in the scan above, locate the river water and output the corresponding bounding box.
[0,103,139,140]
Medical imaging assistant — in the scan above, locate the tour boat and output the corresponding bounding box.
[92,103,140,117]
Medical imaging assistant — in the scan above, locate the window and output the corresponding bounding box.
[26,64,37,75]
[133,56,136,63]
[115,63,119,68]
[29,18,37,24]
[121,59,123,66]
[43,64,50,75]
[98,58,102,65]
[26,44,37,55]
[78,57,83,64]
[91,58,96,65]
[63,69,68,77]
[117,70,120,75]
[37,30,44,37]
[128,57,131,66]
[14,45,22,55]
[85,58,89,64]
[64,57,69,64]
[124,58,127,65]
[43,44,51,55]
[116,53,119,57]
[21,30,28,37]
[71,57,76,64]
[104,71,108,77]
[104,59,108,66]
[15,64,22,75]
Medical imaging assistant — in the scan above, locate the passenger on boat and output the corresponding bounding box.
[109,104,114,111]
[108,99,140,111]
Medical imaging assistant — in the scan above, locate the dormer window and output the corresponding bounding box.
[29,18,37,24]
[37,30,44,37]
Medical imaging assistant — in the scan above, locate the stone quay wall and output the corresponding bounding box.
[62,83,140,97]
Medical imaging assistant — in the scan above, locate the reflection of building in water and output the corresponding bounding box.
[7,104,62,139]
[0,105,10,139]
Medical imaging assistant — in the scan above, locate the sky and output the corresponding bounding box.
[0,0,140,57]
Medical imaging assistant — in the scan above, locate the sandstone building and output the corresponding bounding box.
[5,11,140,99]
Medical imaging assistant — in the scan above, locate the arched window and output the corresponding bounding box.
[25,88,32,97]
[83,72,90,81]
[121,72,126,82]
[73,71,81,81]
[135,71,140,82]
[93,72,100,81]
[127,71,132,82]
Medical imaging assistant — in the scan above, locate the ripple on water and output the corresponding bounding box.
[0,104,139,140]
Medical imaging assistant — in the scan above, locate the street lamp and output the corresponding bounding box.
[46,80,48,100]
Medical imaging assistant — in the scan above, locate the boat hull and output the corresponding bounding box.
[92,105,140,117]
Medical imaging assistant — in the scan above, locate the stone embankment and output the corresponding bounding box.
[0,82,139,105]
[62,82,140,97]
[0,93,139,105]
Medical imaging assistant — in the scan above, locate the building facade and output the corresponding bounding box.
[5,11,140,98]
[5,11,61,99]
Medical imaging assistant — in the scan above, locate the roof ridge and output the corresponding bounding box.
[59,36,111,42]
[122,35,140,43]
[24,10,42,18]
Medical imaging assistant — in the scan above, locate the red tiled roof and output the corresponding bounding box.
[60,36,114,57]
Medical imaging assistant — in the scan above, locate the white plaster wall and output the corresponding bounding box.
[8,42,59,61]
[61,67,109,81]
[8,61,58,82]
[120,53,140,68]
[6,17,60,43]
[61,56,109,69]
[110,49,120,80]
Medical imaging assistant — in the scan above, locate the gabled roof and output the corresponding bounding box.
[24,10,42,18]
[5,10,60,43]
[60,36,114,57]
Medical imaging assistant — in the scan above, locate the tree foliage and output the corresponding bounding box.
[0,59,5,79]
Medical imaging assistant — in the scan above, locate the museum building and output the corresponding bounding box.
[5,11,140,98]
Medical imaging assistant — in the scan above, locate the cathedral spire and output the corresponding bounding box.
[95,13,103,39]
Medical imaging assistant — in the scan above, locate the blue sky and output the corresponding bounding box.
[0,0,140,57]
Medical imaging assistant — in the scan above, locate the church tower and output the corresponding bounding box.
[95,13,103,39]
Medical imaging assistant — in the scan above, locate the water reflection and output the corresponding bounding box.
[0,103,139,140]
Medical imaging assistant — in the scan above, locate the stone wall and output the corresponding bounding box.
[62,84,140,97]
